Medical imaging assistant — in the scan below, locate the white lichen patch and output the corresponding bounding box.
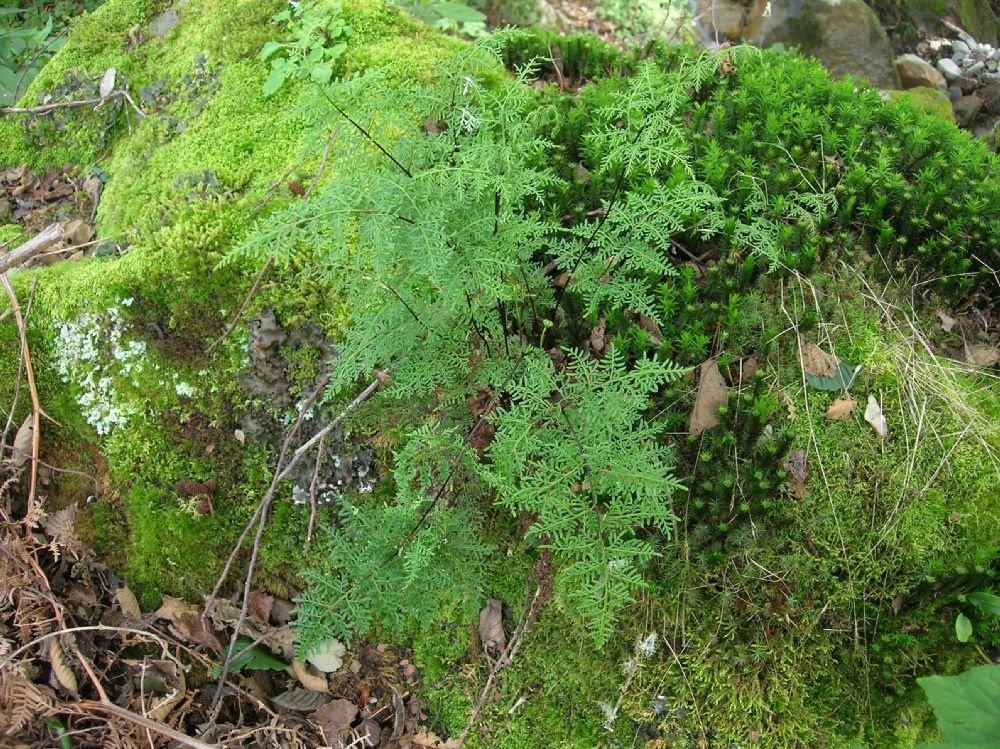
[52,298,186,435]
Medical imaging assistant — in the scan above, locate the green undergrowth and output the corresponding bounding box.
[1,7,999,748]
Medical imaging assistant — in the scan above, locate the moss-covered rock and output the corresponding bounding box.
[884,85,956,122]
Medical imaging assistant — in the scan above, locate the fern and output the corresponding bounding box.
[479,347,683,643]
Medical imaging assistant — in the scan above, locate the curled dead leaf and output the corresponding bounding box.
[309,697,358,741]
[965,344,1000,369]
[293,657,329,693]
[11,414,32,468]
[49,637,78,694]
[115,585,142,619]
[799,342,839,378]
[936,310,957,332]
[478,599,506,655]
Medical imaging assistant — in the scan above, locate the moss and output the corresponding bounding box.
[884,86,955,123]
[0,224,25,245]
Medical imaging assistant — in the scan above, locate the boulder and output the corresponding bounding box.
[884,86,955,123]
[754,0,899,89]
[693,0,769,42]
[896,53,947,91]
[902,0,999,47]
[980,81,1000,113]
[953,94,984,126]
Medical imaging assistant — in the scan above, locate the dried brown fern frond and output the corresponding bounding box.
[0,665,57,738]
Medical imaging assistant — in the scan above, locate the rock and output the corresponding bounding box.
[0,198,11,224]
[937,57,962,81]
[755,0,899,89]
[980,82,1000,113]
[896,54,947,91]
[694,0,769,42]
[953,95,984,126]
[902,0,999,47]
[952,40,970,58]
[966,60,986,75]
[885,87,955,123]
[956,74,980,94]
[150,8,179,37]
[948,84,964,101]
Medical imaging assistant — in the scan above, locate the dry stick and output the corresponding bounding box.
[455,585,543,748]
[0,222,64,275]
[76,702,218,749]
[206,127,339,354]
[208,377,381,715]
[0,88,146,119]
[304,431,327,557]
[1,275,43,526]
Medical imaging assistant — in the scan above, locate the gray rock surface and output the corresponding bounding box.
[896,53,947,91]
[953,94,984,126]
[980,81,1000,113]
[754,0,899,89]
[937,57,962,80]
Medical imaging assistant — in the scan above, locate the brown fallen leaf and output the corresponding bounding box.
[293,657,329,693]
[478,599,506,655]
[309,698,358,742]
[737,355,759,387]
[965,344,1000,369]
[11,414,32,467]
[799,342,839,378]
[272,687,331,712]
[154,594,196,622]
[248,590,274,626]
[824,398,857,421]
[783,449,809,499]
[688,359,728,435]
[589,317,608,355]
[61,219,94,247]
[173,611,222,654]
[115,585,142,619]
[49,637,78,694]
[637,313,663,345]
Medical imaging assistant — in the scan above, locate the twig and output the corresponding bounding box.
[76,701,218,749]
[0,88,145,119]
[304,431,327,556]
[1,274,43,525]
[207,376,381,716]
[455,585,543,748]
[0,223,64,275]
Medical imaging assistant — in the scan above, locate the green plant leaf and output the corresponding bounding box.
[262,65,287,97]
[311,64,332,84]
[259,41,283,60]
[917,665,1000,746]
[328,41,347,59]
[431,1,487,23]
[968,592,1000,617]
[803,361,857,391]
[229,637,287,674]
[956,613,973,642]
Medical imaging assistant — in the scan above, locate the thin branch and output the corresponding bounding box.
[0,88,145,119]
[76,701,218,749]
[314,84,412,178]
[0,222,64,275]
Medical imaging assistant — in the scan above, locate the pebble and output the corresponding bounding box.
[937,58,962,80]
[953,94,984,127]
[966,61,986,75]
[953,40,970,57]
[949,84,964,101]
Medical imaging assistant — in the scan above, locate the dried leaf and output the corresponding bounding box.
[308,697,358,740]
[864,396,888,439]
[799,342,839,378]
[234,428,246,446]
[41,504,81,559]
[99,67,116,99]
[11,415,32,467]
[173,611,222,654]
[937,310,957,332]
[61,219,94,247]
[688,359,728,435]
[406,729,461,748]
[115,585,142,619]
[145,662,185,722]
[783,449,809,499]
[307,638,346,673]
[293,657,329,693]
[965,344,1000,369]
[478,599,506,654]
[49,638,78,694]
[248,591,273,625]
[272,687,331,712]
[824,398,857,421]
[154,594,197,622]
[800,342,857,391]
[589,317,607,355]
